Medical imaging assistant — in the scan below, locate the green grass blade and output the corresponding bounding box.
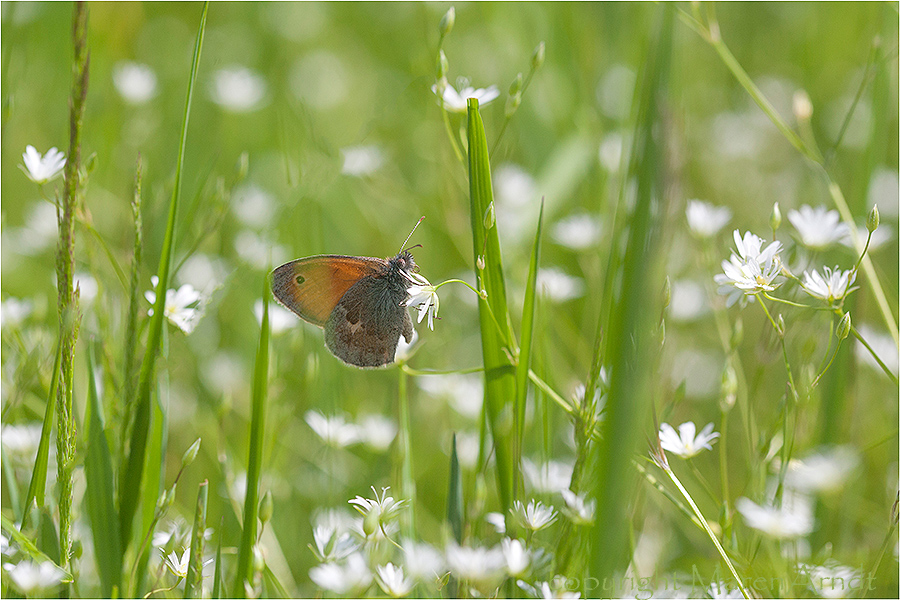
[3,456,20,520]
[21,338,62,527]
[467,97,517,512]
[232,275,270,597]
[84,342,122,596]
[119,1,208,551]
[132,382,168,597]
[121,157,144,458]
[0,513,63,569]
[589,4,673,582]
[212,523,223,599]
[184,480,208,599]
[447,433,464,544]
[263,565,289,599]
[513,198,544,498]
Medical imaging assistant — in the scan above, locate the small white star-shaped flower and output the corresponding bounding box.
[659,421,720,458]
[431,79,500,113]
[20,146,66,184]
[145,276,204,334]
[788,205,850,249]
[801,266,857,304]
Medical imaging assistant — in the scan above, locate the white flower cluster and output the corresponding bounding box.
[307,476,596,599]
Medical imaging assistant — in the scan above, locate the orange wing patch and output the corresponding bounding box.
[271,255,384,326]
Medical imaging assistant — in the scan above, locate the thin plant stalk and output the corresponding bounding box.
[397,367,416,540]
[56,0,89,578]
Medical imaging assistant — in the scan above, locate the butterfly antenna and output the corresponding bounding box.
[399,216,425,254]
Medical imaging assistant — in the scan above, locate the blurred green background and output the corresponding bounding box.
[1,2,897,596]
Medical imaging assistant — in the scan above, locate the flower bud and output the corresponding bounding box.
[770,202,781,232]
[363,508,380,537]
[867,204,879,233]
[437,50,449,80]
[792,90,813,122]
[476,255,485,270]
[259,490,274,525]
[505,93,521,119]
[837,312,851,341]
[252,544,266,573]
[439,7,455,37]
[532,41,546,71]
[509,73,524,96]
[85,152,99,175]
[776,314,785,337]
[182,438,201,468]
[483,202,495,230]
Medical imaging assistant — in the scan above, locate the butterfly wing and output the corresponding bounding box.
[271,255,386,326]
[324,275,415,368]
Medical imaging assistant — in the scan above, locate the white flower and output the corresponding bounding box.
[788,205,850,249]
[73,272,98,305]
[804,560,860,599]
[163,548,190,578]
[659,422,720,458]
[782,446,859,494]
[801,266,857,303]
[375,563,414,598]
[311,525,357,562]
[518,580,582,599]
[522,459,573,494]
[112,61,158,104]
[501,538,530,576]
[9,202,58,255]
[401,539,444,582]
[349,486,406,532]
[210,66,267,112]
[305,410,360,448]
[4,560,66,594]
[309,552,372,594]
[485,512,507,534]
[341,145,386,177]
[559,489,595,525]
[254,299,297,335]
[714,235,783,295]
[551,214,602,250]
[1,298,34,328]
[20,145,66,184]
[511,499,558,531]
[444,543,506,585]
[145,276,203,334]
[432,79,500,113]
[736,494,814,539]
[356,414,398,452]
[686,200,732,239]
[404,271,439,331]
[537,268,584,302]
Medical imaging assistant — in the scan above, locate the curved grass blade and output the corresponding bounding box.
[589,4,674,583]
[84,342,122,596]
[232,275,270,597]
[513,199,544,497]
[21,338,62,528]
[184,480,208,599]
[119,1,208,551]
[467,97,517,512]
[212,523,224,599]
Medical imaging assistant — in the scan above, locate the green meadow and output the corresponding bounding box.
[1,2,897,598]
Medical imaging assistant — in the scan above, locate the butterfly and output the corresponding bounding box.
[271,221,424,368]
